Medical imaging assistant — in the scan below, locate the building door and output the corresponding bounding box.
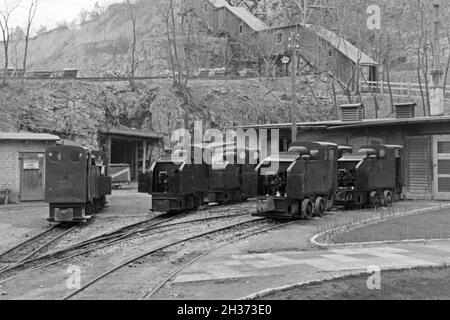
[405,137,432,199]
[433,135,450,200]
[19,152,45,201]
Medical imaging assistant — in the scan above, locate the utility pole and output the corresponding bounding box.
[430,1,444,116]
[289,32,300,143]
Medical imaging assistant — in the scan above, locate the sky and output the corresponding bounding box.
[8,0,120,31]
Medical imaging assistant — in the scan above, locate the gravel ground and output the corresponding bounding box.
[0,203,49,253]
[0,197,445,300]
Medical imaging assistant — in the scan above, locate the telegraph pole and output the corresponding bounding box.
[289,32,300,143]
[430,0,444,116]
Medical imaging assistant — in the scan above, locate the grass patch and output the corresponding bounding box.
[262,266,450,300]
[333,208,450,244]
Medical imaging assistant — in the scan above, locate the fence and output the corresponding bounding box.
[360,80,450,100]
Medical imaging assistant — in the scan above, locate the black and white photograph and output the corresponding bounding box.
[1,0,450,305]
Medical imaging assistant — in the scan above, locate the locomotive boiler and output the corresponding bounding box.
[335,145,404,208]
[45,145,112,223]
[254,142,338,220]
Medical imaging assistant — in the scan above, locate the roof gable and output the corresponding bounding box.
[309,25,377,66]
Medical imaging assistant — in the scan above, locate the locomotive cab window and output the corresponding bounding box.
[48,151,63,163]
[310,149,320,160]
[70,151,83,163]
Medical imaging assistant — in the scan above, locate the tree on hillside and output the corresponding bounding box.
[35,25,47,36]
[23,0,39,79]
[126,0,137,91]
[0,0,20,86]
[9,25,23,71]
[89,1,107,20]
[163,0,184,87]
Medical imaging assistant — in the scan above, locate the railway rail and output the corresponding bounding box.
[62,216,271,300]
[141,220,298,300]
[10,75,259,83]
[0,203,256,285]
[0,225,77,271]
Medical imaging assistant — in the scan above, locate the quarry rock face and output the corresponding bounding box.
[0,77,343,150]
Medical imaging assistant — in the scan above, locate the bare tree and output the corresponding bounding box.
[127,0,137,91]
[164,0,185,87]
[23,0,39,78]
[0,0,20,86]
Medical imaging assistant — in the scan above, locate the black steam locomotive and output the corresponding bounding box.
[138,143,258,213]
[254,142,338,219]
[45,145,112,223]
[336,145,404,208]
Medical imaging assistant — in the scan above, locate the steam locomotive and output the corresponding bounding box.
[254,142,338,219]
[336,145,404,208]
[254,143,404,219]
[138,143,259,213]
[45,145,112,223]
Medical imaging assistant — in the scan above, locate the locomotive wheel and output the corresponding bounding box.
[384,190,394,207]
[301,199,314,220]
[314,197,326,217]
[370,191,381,209]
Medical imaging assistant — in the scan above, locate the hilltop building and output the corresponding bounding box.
[182,0,377,91]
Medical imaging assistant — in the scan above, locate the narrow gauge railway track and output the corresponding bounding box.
[14,76,260,83]
[0,204,256,285]
[62,217,271,300]
[141,220,298,300]
[0,225,77,269]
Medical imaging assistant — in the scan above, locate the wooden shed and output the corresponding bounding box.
[269,24,378,91]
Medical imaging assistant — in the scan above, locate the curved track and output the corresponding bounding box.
[0,204,255,285]
[0,225,77,274]
[62,216,269,300]
[141,220,298,300]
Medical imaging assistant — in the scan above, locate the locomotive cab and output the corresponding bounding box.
[254,142,338,220]
[336,145,404,208]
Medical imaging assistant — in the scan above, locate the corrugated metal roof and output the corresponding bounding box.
[99,127,164,140]
[309,25,377,66]
[0,132,60,141]
[232,116,450,131]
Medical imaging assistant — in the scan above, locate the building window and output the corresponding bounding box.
[276,33,282,43]
[239,24,243,34]
[204,1,208,12]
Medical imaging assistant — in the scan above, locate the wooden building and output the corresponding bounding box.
[268,24,378,91]
[98,127,164,181]
[235,104,450,201]
[182,0,376,90]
